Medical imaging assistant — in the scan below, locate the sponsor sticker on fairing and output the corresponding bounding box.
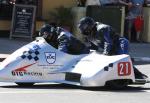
[45,52,56,64]
[11,62,43,76]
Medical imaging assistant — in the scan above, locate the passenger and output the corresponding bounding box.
[78,16,148,79]
[39,24,90,55]
[78,16,129,55]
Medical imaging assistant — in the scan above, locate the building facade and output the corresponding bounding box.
[0,0,77,37]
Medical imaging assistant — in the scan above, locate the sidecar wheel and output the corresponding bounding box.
[105,79,132,89]
[16,83,34,87]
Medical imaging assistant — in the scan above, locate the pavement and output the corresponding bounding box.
[0,37,150,62]
[0,37,31,61]
[129,42,150,62]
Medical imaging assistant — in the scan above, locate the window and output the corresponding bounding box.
[0,0,14,19]
[0,0,42,20]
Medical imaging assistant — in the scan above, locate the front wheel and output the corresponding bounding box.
[15,82,35,87]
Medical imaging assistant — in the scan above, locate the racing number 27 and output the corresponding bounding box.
[118,62,131,76]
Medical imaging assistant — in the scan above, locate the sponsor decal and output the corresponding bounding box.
[45,52,56,64]
[118,62,131,76]
[38,64,63,70]
[21,44,41,61]
[12,62,42,76]
[32,45,41,50]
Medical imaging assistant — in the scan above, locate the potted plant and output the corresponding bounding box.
[49,6,73,32]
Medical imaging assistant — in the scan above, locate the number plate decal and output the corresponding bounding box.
[118,62,131,76]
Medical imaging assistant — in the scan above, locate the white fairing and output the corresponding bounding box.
[0,37,135,87]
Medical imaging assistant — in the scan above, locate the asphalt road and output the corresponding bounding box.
[0,63,150,103]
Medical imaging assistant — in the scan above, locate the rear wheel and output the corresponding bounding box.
[105,79,132,89]
[15,83,35,87]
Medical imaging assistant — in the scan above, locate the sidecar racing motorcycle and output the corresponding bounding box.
[0,37,149,89]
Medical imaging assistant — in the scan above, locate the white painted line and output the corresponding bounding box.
[0,89,90,94]
[0,54,9,58]
[133,57,150,62]
[0,91,52,94]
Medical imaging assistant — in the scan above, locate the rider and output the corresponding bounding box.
[39,24,90,55]
[78,16,148,79]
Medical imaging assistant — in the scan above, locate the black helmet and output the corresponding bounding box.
[39,24,56,38]
[78,17,95,35]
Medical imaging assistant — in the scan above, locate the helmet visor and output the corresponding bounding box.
[39,31,53,39]
[78,24,91,35]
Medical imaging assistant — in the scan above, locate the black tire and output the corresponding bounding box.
[105,79,132,89]
[15,82,35,87]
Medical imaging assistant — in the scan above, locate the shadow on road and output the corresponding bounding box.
[1,83,82,90]
[1,83,150,92]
